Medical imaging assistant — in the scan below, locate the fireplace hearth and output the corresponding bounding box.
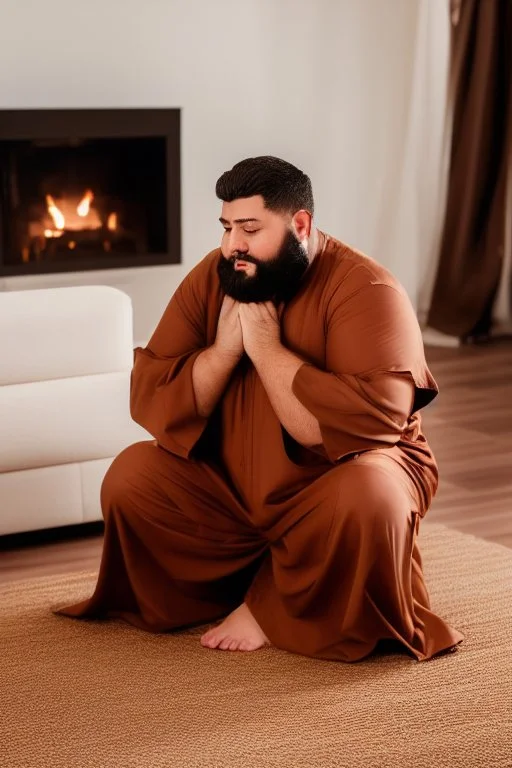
[0,109,181,275]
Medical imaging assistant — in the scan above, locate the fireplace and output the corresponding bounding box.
[0,109,181,275]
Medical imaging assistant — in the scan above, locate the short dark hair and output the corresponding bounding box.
[216,156,314,217]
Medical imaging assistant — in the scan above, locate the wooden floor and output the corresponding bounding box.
[1,339,511,584]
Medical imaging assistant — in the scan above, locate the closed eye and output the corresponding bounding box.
[222,227,260,234]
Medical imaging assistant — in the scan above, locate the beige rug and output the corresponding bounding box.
[2,522,511,768]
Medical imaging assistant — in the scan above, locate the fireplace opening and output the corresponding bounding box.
[0,109,181,275]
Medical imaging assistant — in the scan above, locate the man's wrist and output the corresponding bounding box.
[250,340,286,369]
[211,343,244,368]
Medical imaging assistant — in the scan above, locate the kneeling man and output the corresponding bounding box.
[54,156,464,662]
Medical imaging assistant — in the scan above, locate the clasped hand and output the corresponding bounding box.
[215,295,284,363]
[238,301,283,361]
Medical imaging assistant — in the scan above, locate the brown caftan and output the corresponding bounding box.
[53,233,465,662]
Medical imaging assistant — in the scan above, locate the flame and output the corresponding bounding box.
[107,212,118,231]
[45,195,65,230]
[41,189,102,237]
[77,189,94,217]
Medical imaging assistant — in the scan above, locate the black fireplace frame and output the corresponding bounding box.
[0,108,181,276]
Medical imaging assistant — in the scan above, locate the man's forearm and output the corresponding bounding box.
[251,343,323,448]
[192,345,241,418]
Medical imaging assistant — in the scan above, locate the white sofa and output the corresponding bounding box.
[0,285,150,536]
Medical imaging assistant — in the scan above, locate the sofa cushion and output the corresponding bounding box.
[0,285,134,385]
[81,457,115,523]
[0,463,83,535]
[0,372,149,472]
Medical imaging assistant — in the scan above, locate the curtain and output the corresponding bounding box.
[369,0,452,313]
[426,0,512,339]
[491,143,512,335]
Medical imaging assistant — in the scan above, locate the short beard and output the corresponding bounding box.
[216,229,310,304]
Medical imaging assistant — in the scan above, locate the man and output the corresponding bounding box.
[54,156,464,662]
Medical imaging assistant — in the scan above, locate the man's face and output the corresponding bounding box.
[216,195,310,304]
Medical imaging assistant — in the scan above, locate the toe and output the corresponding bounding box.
[219,636,232,650]
[201,632,218,648]
[228,639,240,651]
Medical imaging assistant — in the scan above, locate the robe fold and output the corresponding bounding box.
[53,232,465,662]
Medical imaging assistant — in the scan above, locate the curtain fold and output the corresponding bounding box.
[426,0,512,338]
[370,0,451,312]
[491,141,512,335]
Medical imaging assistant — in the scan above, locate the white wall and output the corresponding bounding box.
[0,0,427,344]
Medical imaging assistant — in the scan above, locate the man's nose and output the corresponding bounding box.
[228,231,249,256]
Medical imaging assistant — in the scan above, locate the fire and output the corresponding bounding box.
[45,195,65,231]
[43,189,103,235]
[39,189,118,241]
[107,212,118,231]
[77,189,94,217]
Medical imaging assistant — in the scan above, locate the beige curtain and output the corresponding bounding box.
[368,0,451,312]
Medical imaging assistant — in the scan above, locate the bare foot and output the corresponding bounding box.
[200,602,271,652]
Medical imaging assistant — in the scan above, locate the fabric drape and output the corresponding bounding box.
[427,0,512,337]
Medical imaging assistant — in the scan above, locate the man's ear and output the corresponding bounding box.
[292,210,312,240]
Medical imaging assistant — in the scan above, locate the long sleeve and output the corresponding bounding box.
[130,263,210,459]
[291,277,438,464]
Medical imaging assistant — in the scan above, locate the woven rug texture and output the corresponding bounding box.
[2,522,511,768]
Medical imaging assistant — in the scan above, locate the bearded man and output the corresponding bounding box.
[54,156,464,663]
